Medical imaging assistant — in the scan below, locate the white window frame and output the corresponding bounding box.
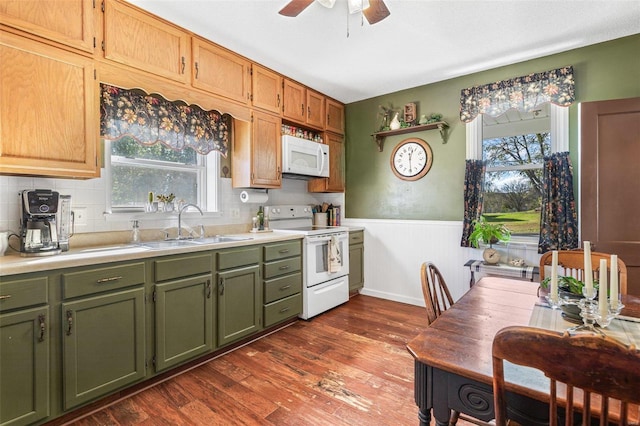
[465,104,569,243]
[103,140,220,216]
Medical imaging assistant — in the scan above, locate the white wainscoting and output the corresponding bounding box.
[342,218,543,307]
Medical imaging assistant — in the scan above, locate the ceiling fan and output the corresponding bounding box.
[279,0,390,25]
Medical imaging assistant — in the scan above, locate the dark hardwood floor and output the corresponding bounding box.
[68,295,473,425]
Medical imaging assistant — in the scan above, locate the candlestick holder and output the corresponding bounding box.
[545,294,562,310]
[567,286,604,336]
[596,299,625,328]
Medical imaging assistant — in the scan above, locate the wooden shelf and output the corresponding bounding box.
[372,121,449,151]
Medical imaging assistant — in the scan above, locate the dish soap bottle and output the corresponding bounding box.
[131,220,141,244]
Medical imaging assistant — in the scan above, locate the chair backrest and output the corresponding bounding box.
[539,250,628,295]
[492,326,640,426]
[420,262,454,325]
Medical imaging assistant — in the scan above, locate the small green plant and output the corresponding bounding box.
[469,218,511,248]
[156,193,176,203]
[540,275,599,296]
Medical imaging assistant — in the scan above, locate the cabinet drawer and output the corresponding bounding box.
[264,273,302,304]
[0,276,48,312]
[217,246,260,270]
[154,253,212,282]
[349,231,364,245]
[263,257,301,279]
[264,293,301,327]
[263,241,301,261]
[62,262,146,299]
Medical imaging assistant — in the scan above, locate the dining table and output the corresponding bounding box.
[406,277,640,426]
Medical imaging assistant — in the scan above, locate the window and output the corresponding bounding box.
[105,136,219,213]
[467,103,568,239]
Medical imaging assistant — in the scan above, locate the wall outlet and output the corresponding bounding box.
[230,208,240,218]
[73,207,88,226]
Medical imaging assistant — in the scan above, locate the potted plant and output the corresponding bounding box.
[469,218,511,264]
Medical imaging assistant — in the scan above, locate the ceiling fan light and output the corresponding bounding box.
[347,0,370,14]
[317,0,337,8]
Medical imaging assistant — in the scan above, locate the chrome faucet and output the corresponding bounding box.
[177,203,203,239]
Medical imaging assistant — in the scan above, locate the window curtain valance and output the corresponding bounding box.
[459,66,575,123]
[100,84,231,157]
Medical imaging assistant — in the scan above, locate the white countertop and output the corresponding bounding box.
[0,232,303,277]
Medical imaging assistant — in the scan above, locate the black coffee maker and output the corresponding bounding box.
[19,189,61,256]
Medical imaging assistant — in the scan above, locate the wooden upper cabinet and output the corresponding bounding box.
[308,132,345,193]
[232,111,281,189]
[252,64,282,114]
[326,98,345,135]
[306,89,325,129]
[282,78,305,123]
[192,37,250,104]
[0,0,95,53]
[103,0,189,83]
[0,31,98,178]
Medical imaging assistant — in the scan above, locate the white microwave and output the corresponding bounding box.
[282,135,330,178]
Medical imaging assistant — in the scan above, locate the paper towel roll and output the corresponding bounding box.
[240,190,269,204]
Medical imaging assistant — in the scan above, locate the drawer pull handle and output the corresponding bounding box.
[279,265,290,270]
[96,276,123,284]
[38,314,46,342]
[279,307,290,314]
[206,279,212,299]
[278,249,290,254]
[0,294,12,300]
[279,285,292,291]
[66,310,73,336]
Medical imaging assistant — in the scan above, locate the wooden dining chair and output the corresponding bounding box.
[539,250,628,295]
[420,262,454,325]
[492,326,640,426]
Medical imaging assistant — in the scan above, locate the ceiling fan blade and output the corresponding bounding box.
[363,0,390,25]
[279,0,315,17]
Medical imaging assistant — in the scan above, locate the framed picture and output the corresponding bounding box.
[404,103,417,124]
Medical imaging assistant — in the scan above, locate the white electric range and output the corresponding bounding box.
[266,205,349,319]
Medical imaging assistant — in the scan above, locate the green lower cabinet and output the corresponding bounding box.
[154,274,214,372]
[62,288,146,410]
[0,306,49,426]
[217,265,261,346]
[349,231,365,292]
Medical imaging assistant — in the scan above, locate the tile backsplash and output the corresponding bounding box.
[0,173,343,236]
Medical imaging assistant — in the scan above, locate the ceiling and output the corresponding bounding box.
[128,0,640,104]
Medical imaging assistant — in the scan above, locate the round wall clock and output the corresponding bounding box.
[390,138,433,181]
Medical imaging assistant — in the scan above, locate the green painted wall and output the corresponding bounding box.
[344,34,640,220]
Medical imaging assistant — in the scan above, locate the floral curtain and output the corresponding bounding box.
[459,66,575,123]
[460,160,486,247]
[538,152,578,253]
[100,84,231,157]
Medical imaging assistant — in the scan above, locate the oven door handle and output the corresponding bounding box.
[306,234,347,243]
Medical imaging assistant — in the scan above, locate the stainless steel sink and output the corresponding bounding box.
[139,240,200,249]
[190,236,253,244]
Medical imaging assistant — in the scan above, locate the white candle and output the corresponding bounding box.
[599,259,608,319]
[550,250,559,303]
[584,241,593,296]
[610,254,619,310]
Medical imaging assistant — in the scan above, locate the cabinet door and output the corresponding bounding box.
[62,288,145,409]
[308,132,345,193]
[192,38,250,104]
[282,78,305,122]
[306,89,325,129]
[0,0,95,53]
[326,98,345,134]
[252,64,282,114]
[349,243,364,292]
[0,307,49,426]
[0,31,98,178]
[155,275,214,372]
[103,0,189,83]
[217,265,261,346]
[251,110,282,188]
